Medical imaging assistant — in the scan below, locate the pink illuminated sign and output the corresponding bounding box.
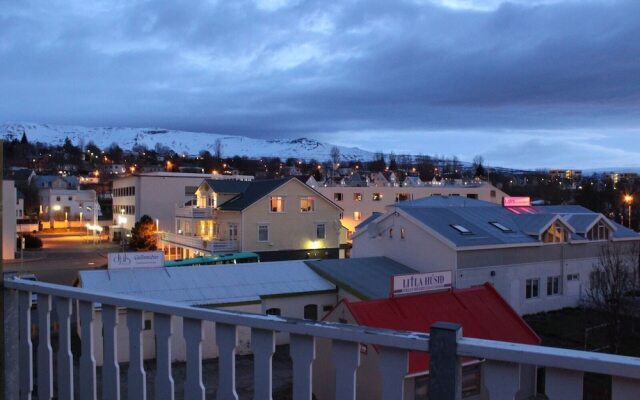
[503,196,531,207]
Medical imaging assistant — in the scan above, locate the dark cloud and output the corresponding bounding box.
[1,0,639,168]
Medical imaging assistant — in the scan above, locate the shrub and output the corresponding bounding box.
[17,233,43,249]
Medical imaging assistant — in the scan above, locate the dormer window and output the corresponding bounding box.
[490,221,512,232]
[543,222,568,243]
[587,221,610,241]
[451,224,473,235]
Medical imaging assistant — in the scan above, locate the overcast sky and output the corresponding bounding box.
[1,0,639,169]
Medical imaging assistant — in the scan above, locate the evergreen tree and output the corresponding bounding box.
[129,215,158,251]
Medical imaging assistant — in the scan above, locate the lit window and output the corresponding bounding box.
[354,211,362,221]
[354,193,362,201]
[547,276,561,296]
[451,224,472,234]
[258,224,269,242]
[372,193,382,201]
[400,228,406,239]
[316,224,326,239]
[526,278,539,299]
[270,196,285,212]
[334,193,343,202]
[543,222,568,243]
[395,193,410,202]
[490,221,512,232]
[300,197,315,212]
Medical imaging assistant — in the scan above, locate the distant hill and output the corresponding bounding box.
[0,123,375,161]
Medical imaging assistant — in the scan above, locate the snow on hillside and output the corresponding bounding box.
[0,123,375,161]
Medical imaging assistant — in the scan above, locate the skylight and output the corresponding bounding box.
[451,224,472,234]
[490,221,512,232]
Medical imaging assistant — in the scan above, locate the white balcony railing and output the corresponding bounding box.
[174,207,213,219]
[208,240,239,253]
[4,278,640,400]
[160,232,207,250]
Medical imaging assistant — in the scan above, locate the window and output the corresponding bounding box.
[258,224,269,242]
[451,224,472,235]
[372,192,382,201]
[587,221,610,241]
[56,196,60,201]
[543,222,568,243]
[490,190,496,198]
[185,186,198,196]
[526,278,540,299]
[354,193,362,201]
[304,304,318,321]
[322,305,333,312]
[316,223,326,239]
[400,228,406,239]
[144,319,152,331]
[333,193,343,202]
[567,273,580,281]
[68,196,72,201]
[547,276,561,296]
[354,211,362,221]
[266,308,281,316]
[389,228,393,238]
[228,223,238,241]
[467,194,478,199]
[299,197,315,212]
[270,196,285,212]
[414,365,481,399]
[395,193,410,202]
[490,221,512,232]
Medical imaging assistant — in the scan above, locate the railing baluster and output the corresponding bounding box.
[183,318,205,400]
[216,323,239,400]
[37,294,53,400]
[55,297,73,400]
[127,309,147,400]
[332,340,360,400]
[18,290,33,400]
[102,305,120,400]
[154,313,174,400]
[290,334,316,400]
[251,328,275,400]
[545,367,583,400]
[5,288,20,400]
[79,300,97,400]
[612,376,640,400]
[483,360,521,400]
[379,347,408,400]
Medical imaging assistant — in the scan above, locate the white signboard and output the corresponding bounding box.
[108,251,165,269]
[391,270,452,296]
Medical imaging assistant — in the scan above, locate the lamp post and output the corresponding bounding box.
[624,195,633,229]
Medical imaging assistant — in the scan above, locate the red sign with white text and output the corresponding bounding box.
[503,196,531,207]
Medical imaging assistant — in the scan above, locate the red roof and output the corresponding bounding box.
[341,283,540,374]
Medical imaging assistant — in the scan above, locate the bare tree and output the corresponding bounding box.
[330,146,340,168]
[585,242,640,353]
[214,139,223,161]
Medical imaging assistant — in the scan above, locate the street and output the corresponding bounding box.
[5,231,121,285]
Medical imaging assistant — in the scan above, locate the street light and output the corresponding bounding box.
[624,194,633,229]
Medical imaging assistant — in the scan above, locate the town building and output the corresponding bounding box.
[111,171,253,240]
[38,187,99,228]
[3,180,17,260]
[352,196,640,315]
[313,182,507,235]
[313,284,540,400]
[33,175,79,190]
[163,177,344,261]
[77,260,337,365]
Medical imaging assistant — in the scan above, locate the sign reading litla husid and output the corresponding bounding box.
[391,270,452,297]
[108,251,165,269]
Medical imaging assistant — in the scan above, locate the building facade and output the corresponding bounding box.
[312,182,507,236]
[3,180,17,260]
[163,177,344,261]
[352,196,640,315]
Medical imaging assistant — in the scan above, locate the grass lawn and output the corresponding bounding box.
[524,307,640,400]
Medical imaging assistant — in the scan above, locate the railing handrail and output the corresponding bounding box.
[6,278,640,381]
[4,278,429,351]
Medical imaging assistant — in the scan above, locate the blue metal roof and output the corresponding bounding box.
[79,260,336,306]
[305,257,417,300]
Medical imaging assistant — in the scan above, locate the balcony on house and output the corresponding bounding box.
[174,206,214,219]
[160,231,238,254]
[4,278,640,400]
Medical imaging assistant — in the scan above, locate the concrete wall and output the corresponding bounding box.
[3,181,17,260]
[241,179,342,254]
[89,291,337,365]
[315,184,506,234]
[351,212,457,274]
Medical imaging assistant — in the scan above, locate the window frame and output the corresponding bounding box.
[299,196,316,213]
[316,223,326,240]
[269,196,285,213]
[257,224,269,242]
[525,278,540,299]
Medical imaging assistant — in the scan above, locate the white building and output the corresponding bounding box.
[313,182,507,235]
[111,171,253,234]
[351,196,640,315]
[77,260,337,365]
[3,180,17,260]
[39,188,99,223]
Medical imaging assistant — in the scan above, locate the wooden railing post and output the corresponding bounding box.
[428,322,462,400]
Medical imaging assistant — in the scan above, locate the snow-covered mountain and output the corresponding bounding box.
[0,123,375,161]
